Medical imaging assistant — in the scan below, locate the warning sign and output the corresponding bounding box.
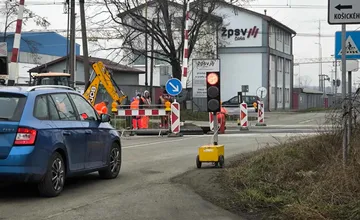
[338,36,360,56]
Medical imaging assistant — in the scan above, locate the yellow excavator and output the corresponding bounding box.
[30,61,127,113]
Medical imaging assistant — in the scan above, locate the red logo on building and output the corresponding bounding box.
[221,26,259,41]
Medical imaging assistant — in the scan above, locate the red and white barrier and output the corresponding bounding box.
[240,102,249,130]
[256,101,266,126]
[117,109,166,116]
[209,113,214,131]
[170,101,180,134]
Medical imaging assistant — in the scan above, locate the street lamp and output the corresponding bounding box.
[315,42,323,91]
[320,74,330,107]
[331,54,340,95]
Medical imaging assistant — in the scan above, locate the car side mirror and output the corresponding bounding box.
[100,114,111,123]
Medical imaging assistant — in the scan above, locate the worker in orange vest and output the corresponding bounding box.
[94,100,109,115]
[130,95,141,129]
[216,103,228,134]
[140,90,151,129]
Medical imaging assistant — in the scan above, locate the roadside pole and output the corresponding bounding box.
[213,112,218,145]
[79,0,90,84]
[328,0,360,166]
[347,70,352,157]
[341,24,348,166]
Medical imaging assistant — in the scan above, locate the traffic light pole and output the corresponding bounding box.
[213,112,218,145]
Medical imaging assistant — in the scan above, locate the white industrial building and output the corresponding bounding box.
[119,1,296,111]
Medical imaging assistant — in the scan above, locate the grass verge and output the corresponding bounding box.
[220,130,360,220]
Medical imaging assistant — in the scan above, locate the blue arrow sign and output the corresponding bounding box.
[165,78,182,96]
[335,31,360,60]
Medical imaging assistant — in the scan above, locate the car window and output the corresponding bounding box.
[69,93,98,121]
[49,93,77,121]
[33,95,49,120]
[243,96,258,105]
[48,96,61,120]
[229,96,238,104]
[0,93,26,121]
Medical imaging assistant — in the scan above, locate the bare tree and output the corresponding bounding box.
[0,0,51,42]
[299,76,312,88]
[87,0,252,80]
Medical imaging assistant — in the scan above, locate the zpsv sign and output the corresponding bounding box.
[328,0,360,24]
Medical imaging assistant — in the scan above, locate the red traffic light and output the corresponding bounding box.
[207,73,219,85]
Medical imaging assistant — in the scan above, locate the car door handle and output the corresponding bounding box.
[63,131,71,136]
[85,130,92,134]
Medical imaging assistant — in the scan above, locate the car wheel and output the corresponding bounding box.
[38,152,65,197]
[99,142,121,179]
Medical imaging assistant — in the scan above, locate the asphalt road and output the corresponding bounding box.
[0,132,317,220]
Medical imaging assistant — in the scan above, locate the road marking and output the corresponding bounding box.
[122,136,201,149]
[299,119,314,124]
[187,133,318,138]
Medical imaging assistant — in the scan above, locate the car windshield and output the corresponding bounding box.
[243,96,258,104]
[0,93,27,121]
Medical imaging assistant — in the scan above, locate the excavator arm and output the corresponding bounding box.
[83,61,127,112]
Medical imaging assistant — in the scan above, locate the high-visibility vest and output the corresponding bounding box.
[95,102,106,114]
[130,99,139,109]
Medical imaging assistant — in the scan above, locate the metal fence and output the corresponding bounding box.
[292,88,337,110]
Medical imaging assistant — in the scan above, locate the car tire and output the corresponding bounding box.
[99,142,121,179]
[38,152,66,197]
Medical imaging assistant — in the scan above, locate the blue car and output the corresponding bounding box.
[0,85,122,197]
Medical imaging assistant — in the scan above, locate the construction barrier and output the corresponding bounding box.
[240,101,249,130]
[169,101,182,137]
[209,113,214,131]
[256,101,266,126]
[112,104,170,137]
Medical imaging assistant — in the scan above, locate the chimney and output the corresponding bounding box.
[264,9,267,15]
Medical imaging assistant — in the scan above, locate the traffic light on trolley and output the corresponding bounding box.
[206,71,221,112]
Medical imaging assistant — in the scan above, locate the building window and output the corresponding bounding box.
[132,51,146,65]
[285,60,290,74]
[278,88,282,103]
[286,88,290,103]
[284,34,290,45]
[277,58,283,72]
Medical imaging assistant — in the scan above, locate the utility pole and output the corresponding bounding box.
[150,16,157,102]
[69,0,76,84]
[318,19,323,91]
[341,24,348,166]
[65,0,70,73]
[79,0,90,85]
[335,60,338,94]
[144,0,148,89]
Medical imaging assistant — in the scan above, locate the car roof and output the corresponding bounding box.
[0,86,77,96]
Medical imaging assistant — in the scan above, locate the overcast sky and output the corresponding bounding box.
[1,0,360,88]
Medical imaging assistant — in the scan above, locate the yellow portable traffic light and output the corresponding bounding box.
[111,101,118,113]
[165,101,171,112]
[206,71,221,112]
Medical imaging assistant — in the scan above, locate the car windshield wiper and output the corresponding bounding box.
[0,117,10,121]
